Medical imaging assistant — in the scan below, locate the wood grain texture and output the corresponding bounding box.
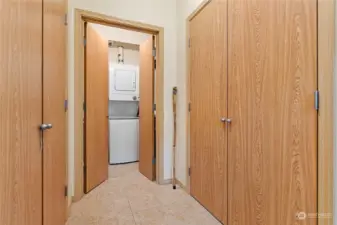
[172,88,177,187]
[85,24,109,193]
[318,1,335,225]
[187,0,213,21]
[73,14,86,201]
[78,9,162,35]
[189,0,227,222]
[155,32,165,184]
[73,10,165,199]
[0,1,43,225]
[43,0,67,224]
[139,36,155,181]
[64,0,71,212]
[228,0,318,224]
[186,0,213,195]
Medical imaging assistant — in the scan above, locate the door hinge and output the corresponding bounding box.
[188,38,191,48]
[152,48,156,57]
[314,90,319,111]
[188,103,191,112]
[188,168,191,176]
[83,38,87,46]
[83,102,86,112]
[64,13,68,26]
[64,185,68,197]
[64,99,68,112]
[153,103,156,112]
[152,158,156,164]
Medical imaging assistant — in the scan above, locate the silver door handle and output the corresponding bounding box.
[40,124,53,131]
[220,118,232,124]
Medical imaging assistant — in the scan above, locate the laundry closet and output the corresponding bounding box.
[188,0,318,224]
[84,24,157,193]
[108,42,141,165]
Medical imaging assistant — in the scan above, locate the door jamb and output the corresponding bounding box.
[73,9,165,201]
[186,1,335,225]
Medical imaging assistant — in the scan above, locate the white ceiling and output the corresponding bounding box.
[90,23,151,45]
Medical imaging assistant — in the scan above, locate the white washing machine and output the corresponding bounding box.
[108,64,140,164]
[109,118,139,164]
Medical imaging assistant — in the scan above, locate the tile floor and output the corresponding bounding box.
[67,163,221,225]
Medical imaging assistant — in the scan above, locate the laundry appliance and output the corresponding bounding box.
[108,64,140,164]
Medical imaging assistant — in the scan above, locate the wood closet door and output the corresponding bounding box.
[227,0,318,225]
[0,1,43,225]
[85,24,109,193]
[43,0,67,224]
[139,36,155,181]
[189,0,227,222]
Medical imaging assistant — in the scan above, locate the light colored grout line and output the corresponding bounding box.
[127,199,138,225]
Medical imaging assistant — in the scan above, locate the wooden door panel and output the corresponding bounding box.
[189,0,227,222]
[227,0,318,225]
[0,1,43,225]
[139,36,155,181]
[43,0,67,224]
[85,24,109,193]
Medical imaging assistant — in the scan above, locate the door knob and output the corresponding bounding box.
[220,118,232,124]
[40,124,53,131]
[226,118,232,124]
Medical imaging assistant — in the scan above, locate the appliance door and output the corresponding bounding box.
[109,118,139,164]
[109,65,139,99]
[115,69,137,91]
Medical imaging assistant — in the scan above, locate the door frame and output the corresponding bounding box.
[186,0,335,225]
[73,9,165,201]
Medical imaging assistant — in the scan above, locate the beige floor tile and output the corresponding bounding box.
[133,203,220,225]
[68,199,136,225]
[70,198,130,217]
[150,185,196,206]
[133,206,167,225]
[67,163,220,225]
[109,163,139,178]
[133,206,190,225]
[164,201,221,225]
[128,191,163,212]
[67,213,136,225]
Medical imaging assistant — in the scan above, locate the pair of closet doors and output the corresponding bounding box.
[0,0,67,225]
[189,0,318,224]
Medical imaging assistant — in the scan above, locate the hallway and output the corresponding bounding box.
[66,163,221,225]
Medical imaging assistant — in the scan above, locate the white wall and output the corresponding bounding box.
[67,0,177,196]
[91,24,151,66]
[109,46,140,66]
[175,0,204,185]
[91,24,150,45]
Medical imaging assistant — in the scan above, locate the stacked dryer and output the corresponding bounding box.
[108,64,139,164]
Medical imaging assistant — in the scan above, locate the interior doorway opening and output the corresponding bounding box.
[83,22,157,193]
[73,9,165,201]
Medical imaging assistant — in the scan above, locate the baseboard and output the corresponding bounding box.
[71,194,83,203]
[176,179,189,193]
[66,196,72,220]
[158,177,189,193]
